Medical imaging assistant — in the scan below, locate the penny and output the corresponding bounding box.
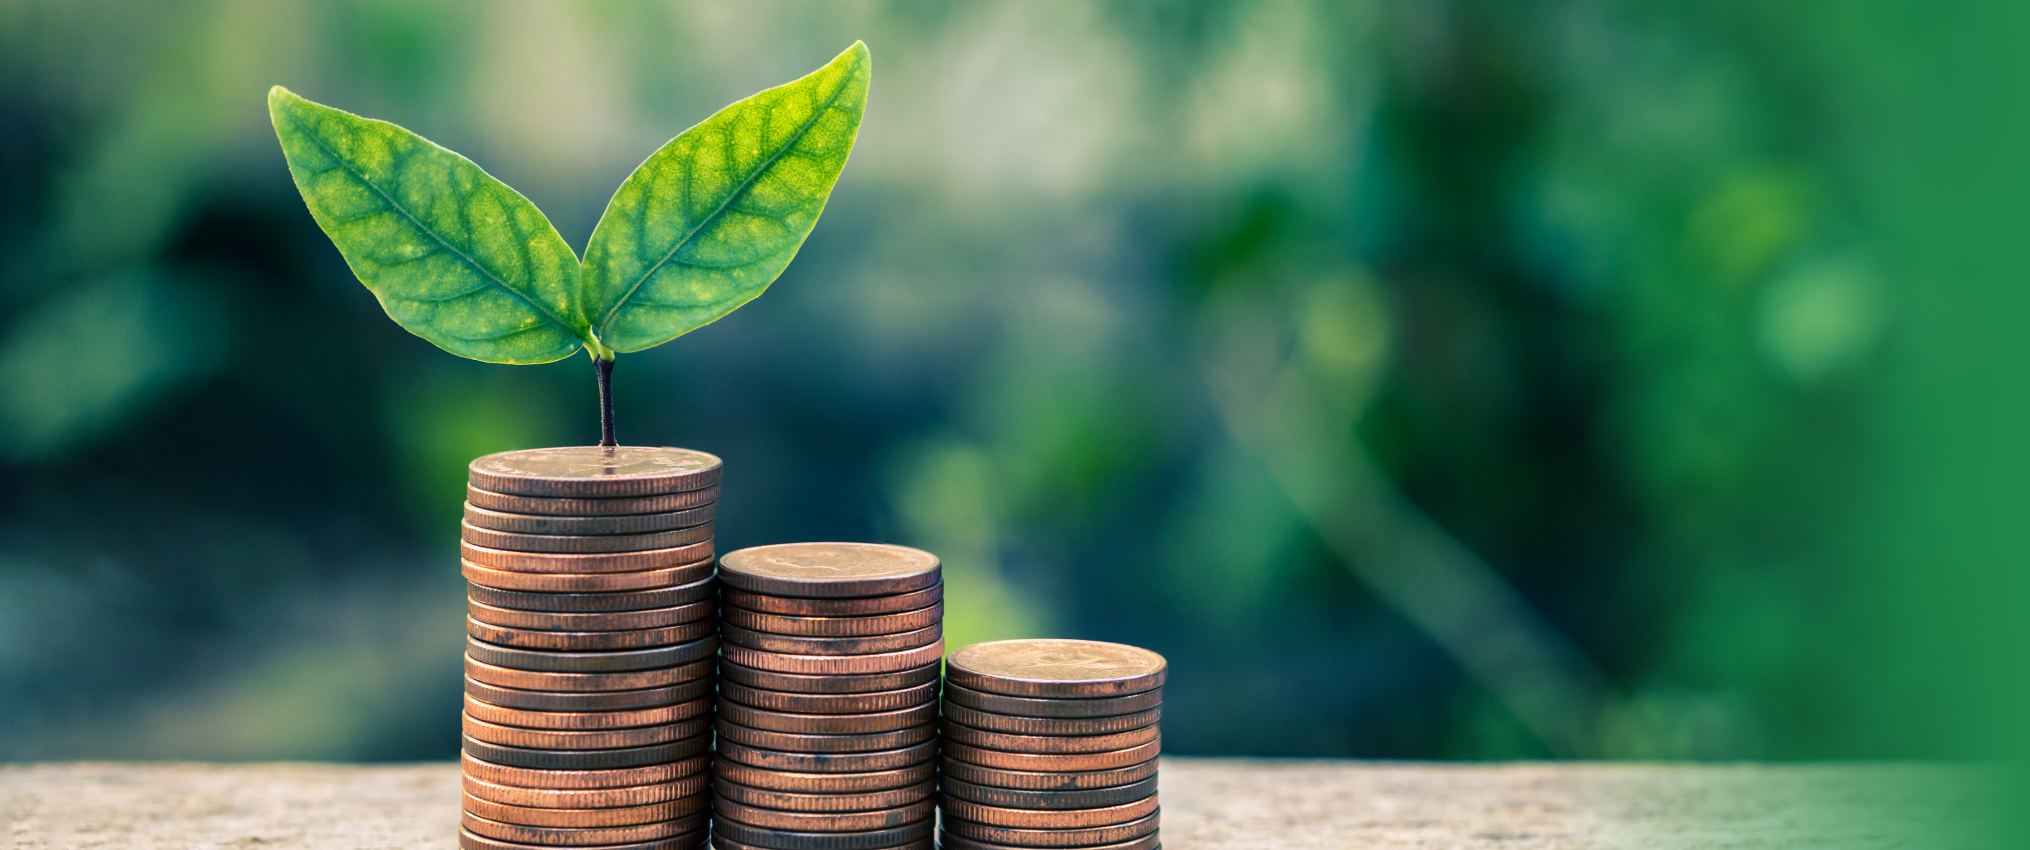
[469,447,722,498]
[462,809,707,845]
[467,635,717,672]
[709,838,930,850]
[459,826,706,850]
[464,693,712,730]
[465,655,713,692]
[939,795,1158,829]
[461,751,708,790]
[940,809,1158,847]
[462,713,709,749]
[717,701,936,734]
[467,616,716,651]
[462,541,714,574]
[718,659,940,695]
[714,719,936,753]
[465,558,714,592]
[462,734,709,770]
[463,521,714,555]
[941,704,1159,736]
[469,598,715,631]
[468,484,721,516]
[470,575,717,613]
[464,502,717,535]
[938,776,1157,811]
[464,771,709,807]
[721,623,940,657]
[723,585,943,617]
[710,815,933,850]
[935,759,1156,792]
[936,833,1156,850]
[466,676,710,712]
[942,683,1163,719]
[940,739,1160,773]
[939,722,1160,754]
[711,777,934,813]
[718,544,941,598]
[713,796,934,832]
[721,640,942,675]
[718,680,938,715]
[946,640,1166,698]
[463,791,703,827]
[721,604,941,637]
[714,738,938,773]
[712,760,935,794]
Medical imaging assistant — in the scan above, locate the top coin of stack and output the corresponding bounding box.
[710,543,945,850]
[938,640,1167,850]
[460,446,725,850]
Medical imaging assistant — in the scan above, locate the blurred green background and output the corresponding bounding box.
[0,0,2025,767]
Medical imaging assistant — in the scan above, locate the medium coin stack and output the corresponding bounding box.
[460,446,726,850]
[709,543,945,850]
[938,640,1167,850]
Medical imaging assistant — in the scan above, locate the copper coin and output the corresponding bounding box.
[940,739,1160,773]
[936,833,1155,850]
[467,676,710,712]
[467,616,715,651]
[939,795,1157,829]
[721,640,942,675]
[715,738,938,773]
[717,701,936,734]
[721,624,939,657]
[710,839,930,850]
[936,759,1156,792]
[465,693,712,730]
[462,734,709,770]
[469,447,722,498]
[462,809,707,845]
[463,541,714,574]
[467,634,718,672]
[721,604,941,637]
[941,704,1159,736]
[715,719,936,753]
[711,777,934,813]
[718,544,941,598]
[713,796,934,832]
[940,723,1159,754]
[463,791,704,827]
[712,760,935,794]
[718,659,940,695]
[463,713,709,749]
[710,815,933,850]
[938,775,1157,810]
[940,809,1158,847]
[471,575,717,613]
[947,641,1166,698]
[466,655,713,692]
[723,585,943,617]
[464,771,710,808]
[942,683,1163,719]
[468,484,720,516]
[461,751,708,790]
[470,598,715,631]
[718,680,938,715]
[465,558,714,592]
[460,826,706,850]
[465,502,717,535]
[463,521,714,555]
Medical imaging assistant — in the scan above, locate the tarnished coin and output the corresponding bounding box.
[942,683,1163,719]
[469,598,714,631]
[462,541,714,574]
[939,722,1159,754]
[718,680,938,715]
[938,775,1157,811]
[947,640,1166,698]
[465,693,712,730]
[714,738,938,773]
[939,795,1158,829]
[936,759,1156,792]
[467,635,717,673]
[940,739,1160,773]
[464,502,717,536]
[469,575,716,613]
[936,833,1156,850]
[713,796,934,832]
[710,838,931,850]
[941,704,1159,736]
[461,751,709,790]
[468,485,720,517]
[718,659,940,695]
[469,447,722,498]
[710,815,933,850]
[723,585,943,617]
[717,700,936,734]
[462,808,707,845]
[466,676,710,712]
[718,544,940,598]
[459,826,706,850]
[464,559,713,593]
[463,791,704,827]
[463,521,714,555]
[721,604,942,637]
[711,760,935,794]
[465,655,713,692]
[463,734,709,771]
[464,770,709,808]
[463,713,708,749]
[714,719,936,753]
[711,777,934,813]
[940,809,1158,847]
[467,616,716,651]
[721,640,942,675]
[721,624,940,657]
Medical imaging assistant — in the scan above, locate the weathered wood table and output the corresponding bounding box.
[0,759,2003,849]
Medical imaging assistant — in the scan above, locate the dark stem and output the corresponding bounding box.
[594,355,617,447]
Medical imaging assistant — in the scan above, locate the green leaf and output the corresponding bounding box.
[581,42,871,353]
[268,86,588,364]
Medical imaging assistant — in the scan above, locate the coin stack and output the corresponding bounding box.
[459,446,726,850]
[938,640,1167,850]
[709,543,945,850]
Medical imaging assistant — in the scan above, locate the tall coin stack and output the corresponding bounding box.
[710,544,945,850]
[459,447,726,850]
[938,640,1167,850]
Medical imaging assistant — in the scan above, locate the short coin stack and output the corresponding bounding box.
[710,543,945,850]
[938,640,1167,850]
[459,446,725,850]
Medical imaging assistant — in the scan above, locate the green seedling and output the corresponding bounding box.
[269,43,870,445]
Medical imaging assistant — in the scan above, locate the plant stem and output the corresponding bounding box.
[594,355,617,447]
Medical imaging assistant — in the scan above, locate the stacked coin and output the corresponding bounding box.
[938,640,1167,850]
[709,543,944,850]
[460,446,725,850]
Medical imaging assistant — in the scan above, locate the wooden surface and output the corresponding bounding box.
[0,759,2006,849]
